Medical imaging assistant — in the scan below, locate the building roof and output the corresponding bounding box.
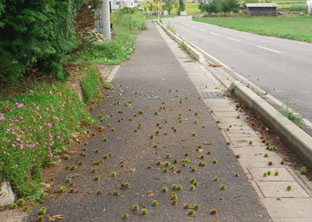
[246,3,278,7]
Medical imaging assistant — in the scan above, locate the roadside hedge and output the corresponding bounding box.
[0,0,96,83]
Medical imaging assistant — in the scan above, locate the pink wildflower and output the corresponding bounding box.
[16,103,24,108]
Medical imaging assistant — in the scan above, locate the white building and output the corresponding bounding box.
[307,0,312,15]
[111,0,138,10]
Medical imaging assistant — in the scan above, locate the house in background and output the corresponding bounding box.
[111,0,138,10]
[246,3,278,16]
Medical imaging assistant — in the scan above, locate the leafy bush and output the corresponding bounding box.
[0,81,95,196]
[199,0,239,15]
[0,0,94,83]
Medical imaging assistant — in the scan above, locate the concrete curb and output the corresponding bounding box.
[157,21,205,63]
[156,20,312,169]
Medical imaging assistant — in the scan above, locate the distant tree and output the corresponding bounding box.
[148,2,155,11]
[178,0,186,14]
[221,0,230,15]
[221,0,238,15]
[198,1,206,13]
[165,0,176,14]
[209,0,221,14]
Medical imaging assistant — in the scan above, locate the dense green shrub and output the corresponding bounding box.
[0,0,94,83]
[199,0,238,15]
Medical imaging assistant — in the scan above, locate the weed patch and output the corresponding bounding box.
[81,66,100,104]
[279,105,303,126]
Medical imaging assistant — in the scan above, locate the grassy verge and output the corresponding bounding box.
[0,9,145,200]
[193,16,312,43]
[73,10,146,65]
[81,66,100,104]
[0,81,96,198]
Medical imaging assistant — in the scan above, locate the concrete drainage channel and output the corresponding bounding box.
[156,21,312,221]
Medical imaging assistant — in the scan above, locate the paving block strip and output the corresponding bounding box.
[156,22,312,222]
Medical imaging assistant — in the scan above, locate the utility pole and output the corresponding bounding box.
[101,0,111,40]
[158,0,160,21]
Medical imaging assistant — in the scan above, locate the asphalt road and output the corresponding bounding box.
[162,16,312,132]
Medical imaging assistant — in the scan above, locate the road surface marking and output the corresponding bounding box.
[107,65,120,82]
[226,37,241,42]
[210,32,220,36]
[199,28,206,32]
[256,45,281,54]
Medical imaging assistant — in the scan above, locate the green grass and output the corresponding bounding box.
[81,66,99,104]
[279,105,303,126]
[193,16,312,43]
[73,11,146,65]
[0,80,96,197]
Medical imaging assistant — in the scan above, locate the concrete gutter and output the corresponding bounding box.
[156,20,312,168]
[157,21,205,63]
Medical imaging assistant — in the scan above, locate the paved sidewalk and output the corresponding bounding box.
[157,22,312,222]
[25,21,270,222]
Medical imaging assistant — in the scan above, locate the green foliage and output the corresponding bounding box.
[199,0,237,15]
[289,5,306,11]
[74,10,145,65]
[0,0,94,83]
[178,0,186,14]
[0,80,95,197]
[221,0,239,15]
[119,6,137,14]
[165,0,177,15]
[200,0,221,14]
[279,105,303,126]
[148,2,156,11]
[81,66,99,104]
